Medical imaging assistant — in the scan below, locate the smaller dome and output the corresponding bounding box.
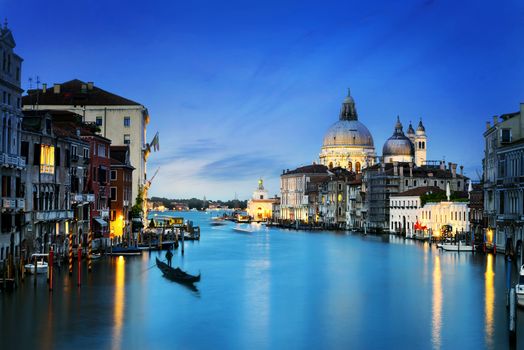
[382,117,415,157]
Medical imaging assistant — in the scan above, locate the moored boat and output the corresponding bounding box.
[437,242,474,252]
[25,261,48,274]
[107,247,142,256]
[516,265,524,307]
[155,257,200,284]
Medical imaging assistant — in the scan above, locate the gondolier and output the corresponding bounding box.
[165,249,173,267]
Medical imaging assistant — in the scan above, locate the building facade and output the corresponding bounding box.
[110,145,134,242]
[21,111,75,254]
[483,105,524,259]
[280,164,329,223]
[0,23,25,263]
[22,79,151,213]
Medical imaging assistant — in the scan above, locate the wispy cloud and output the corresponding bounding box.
[198,153,285,181]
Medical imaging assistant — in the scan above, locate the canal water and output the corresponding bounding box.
[1,211,523,349]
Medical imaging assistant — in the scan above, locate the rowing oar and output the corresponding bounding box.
[140,259,166,274]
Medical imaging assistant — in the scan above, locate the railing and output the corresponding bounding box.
[0,153,26,168]
[16,199,25,209]
[2,198,16,208]
[35,210,74,221]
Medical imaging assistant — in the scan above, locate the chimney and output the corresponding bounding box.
[493,116,498,125]
[87,81,94,90]
[42,83,47,93]
[393,161,398,176]
[460,165,463,176]
[439,161,445,170]
[409,162,413,177]
[53,84,61,94]
[451,163,457,178]
[486,121,491,130]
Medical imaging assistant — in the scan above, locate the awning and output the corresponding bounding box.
[94,218,108,227]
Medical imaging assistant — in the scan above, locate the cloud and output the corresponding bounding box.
[198,153,285,181]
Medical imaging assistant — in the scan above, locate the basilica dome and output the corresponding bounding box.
[322,120,374,147]
[319,89,376,171]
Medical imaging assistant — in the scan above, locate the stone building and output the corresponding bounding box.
[0,22,25,262]
[346,174,365,230]
[389,187,435,236]
[469,182,485,244]
[319,90,376,172]
[280,164,329,223]
[109,145,134,242]
[21,111,75,254]
[318,167,353,228]
[483,104,524,259]
[419,201,470,236]
[364,161,467,232]
[22,79,151,213]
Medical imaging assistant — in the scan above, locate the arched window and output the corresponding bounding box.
[347,161,352,172]
[328,162,333,169]
[355,162,361,173]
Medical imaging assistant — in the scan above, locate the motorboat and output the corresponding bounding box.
[516,265,524,307]
[437,241,474,252]
[233,227,253,234]
[25,254,49,274]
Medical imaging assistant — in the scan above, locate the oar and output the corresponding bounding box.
[140,259,166,274]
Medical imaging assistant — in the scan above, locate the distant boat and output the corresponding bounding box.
[90,252,103,260]
[108,247,142,256]
[233,227,253,234]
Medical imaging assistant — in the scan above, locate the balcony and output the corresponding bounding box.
[123,200,130,207]
[35,210,74,221]
[2,198,15,208]
[0,153,26,169]
[86,194,95,202]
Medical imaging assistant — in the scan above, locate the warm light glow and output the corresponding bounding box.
[432,255,442,349]
[486,228,493,244]
[112,256,125,350]
[485,253,495,348]
[40,144,55,174]
[65,221,69,235]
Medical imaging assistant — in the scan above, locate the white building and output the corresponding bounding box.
[22,79,151,210]
[246,179,278,222]
[389,188,426,236]
[420,201,470,236]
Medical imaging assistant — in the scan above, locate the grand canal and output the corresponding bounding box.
[1,211,523,349]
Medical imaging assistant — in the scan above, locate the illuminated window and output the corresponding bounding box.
[40,145,55,174]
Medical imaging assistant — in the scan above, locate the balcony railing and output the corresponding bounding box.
[35,210,74,221]
[0,153,26,169]
[1,198,24,210]
[70,193,96,204]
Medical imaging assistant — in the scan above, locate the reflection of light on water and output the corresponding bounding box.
[432,255,442,350]
[112,256,125,350]
[485,254,495,348]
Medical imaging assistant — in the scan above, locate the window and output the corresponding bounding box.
[124,134,130,145]
[110,187,117,201]
[83,148,89,159]
[98,144,106,158]
[96,117,103,126]
[110,210,116,221]
[501,129,511,143]
[124,116,130,127]
[111,170,117,181]
[40,145,55,174]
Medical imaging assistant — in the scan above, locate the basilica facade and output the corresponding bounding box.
[319,90,428,169]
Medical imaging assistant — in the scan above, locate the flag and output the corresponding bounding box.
[149,132,160,152]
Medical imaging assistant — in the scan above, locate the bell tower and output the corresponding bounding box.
[414,119,427,167]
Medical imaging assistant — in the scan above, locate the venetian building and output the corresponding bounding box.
[414,120,427,167]
[247,179,278,222]
[382,116,415,163]
[319,90,376,173]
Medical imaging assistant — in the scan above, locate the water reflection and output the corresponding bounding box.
[432,254,442,349]
[485,254,495,348]
[112,256,125,350]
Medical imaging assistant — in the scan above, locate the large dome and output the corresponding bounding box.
[323,120,374,147]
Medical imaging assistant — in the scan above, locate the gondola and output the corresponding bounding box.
[155,257,201,284]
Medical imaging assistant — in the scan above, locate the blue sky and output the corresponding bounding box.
[3,0,524,200]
